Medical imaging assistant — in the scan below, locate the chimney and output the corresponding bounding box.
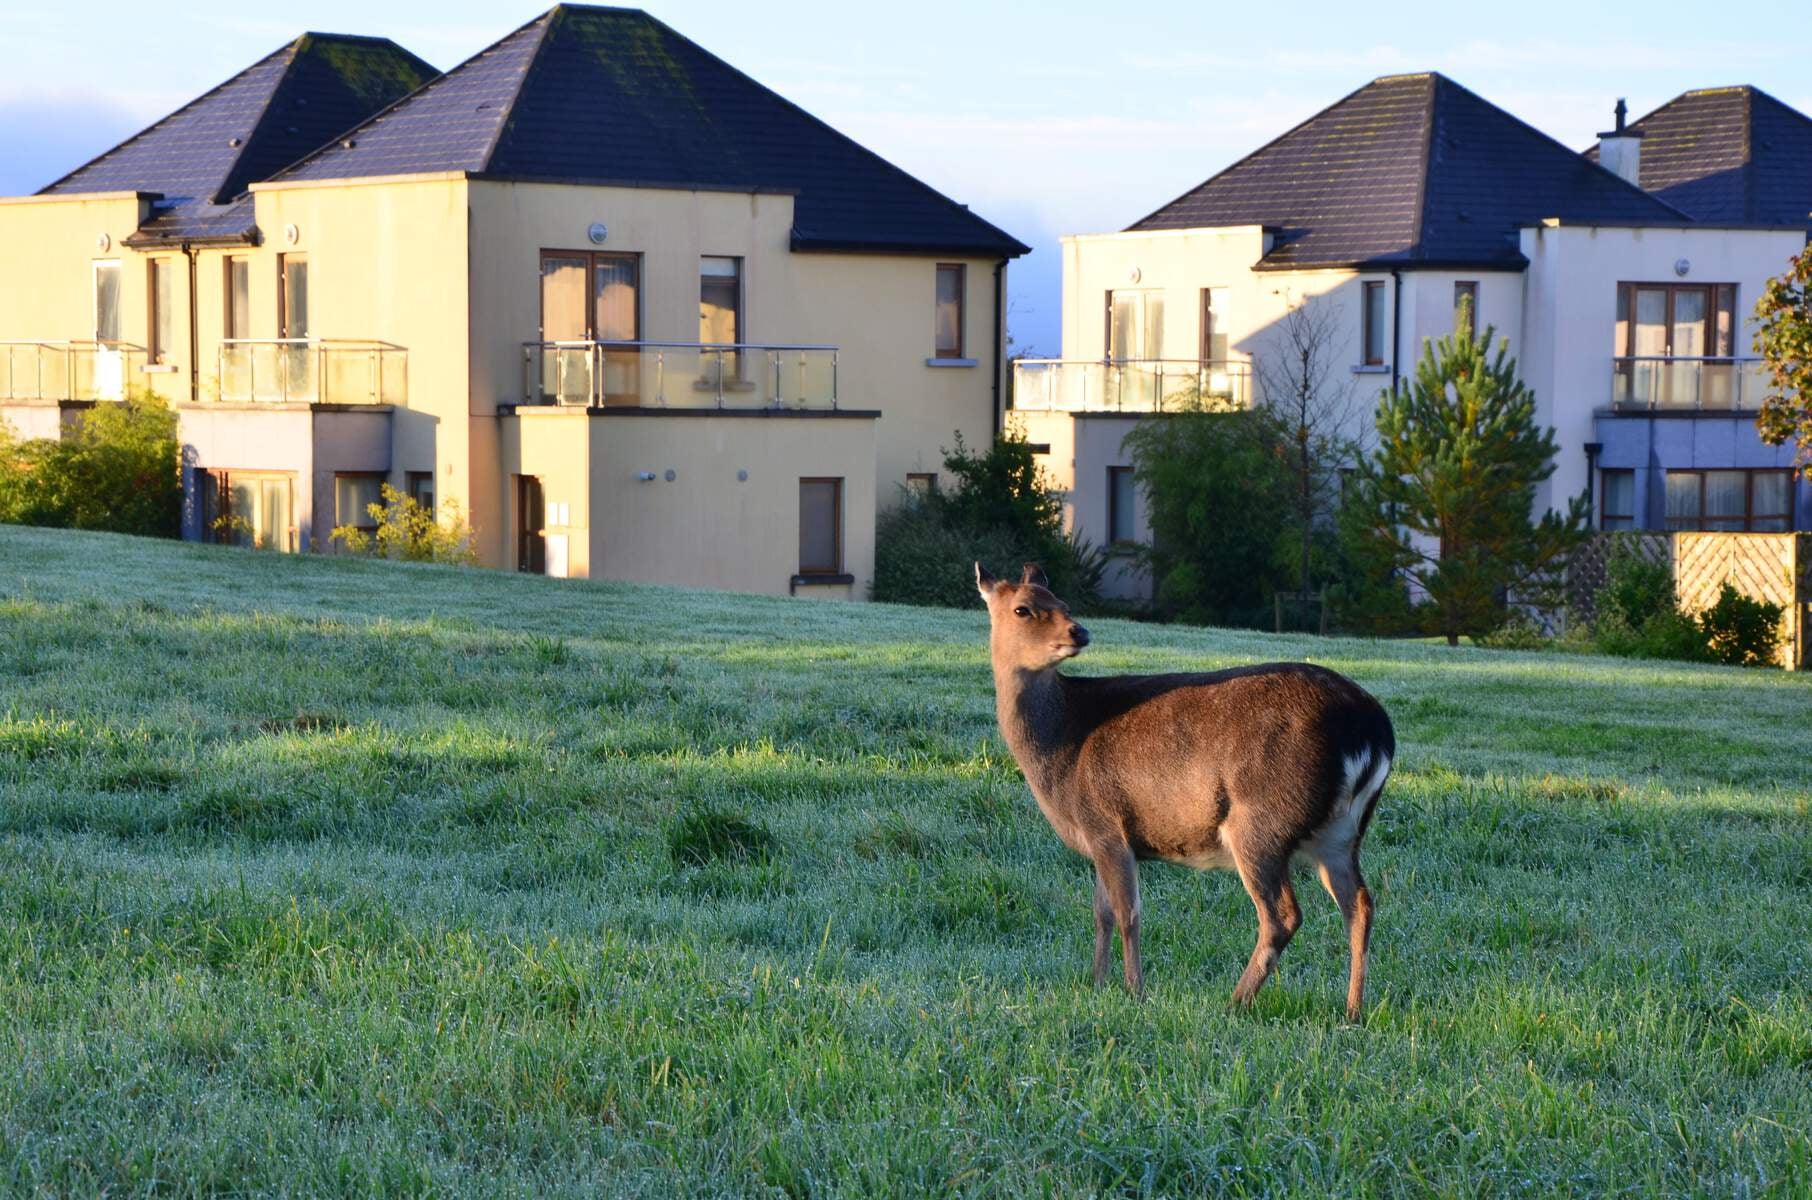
[1598,98,1644,189]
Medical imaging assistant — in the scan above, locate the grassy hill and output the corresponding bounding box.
[2,524,1809,1197]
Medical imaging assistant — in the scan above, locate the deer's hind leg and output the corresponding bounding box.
[1315,849,1374,1022]
[1226,838,1302,1010]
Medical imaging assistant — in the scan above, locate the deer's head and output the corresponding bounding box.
[975,562,1091,671]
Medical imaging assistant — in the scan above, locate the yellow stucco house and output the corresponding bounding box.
[0,5,1028,597]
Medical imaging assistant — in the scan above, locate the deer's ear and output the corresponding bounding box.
[974,562,999,599]
[1020,563,1049,589]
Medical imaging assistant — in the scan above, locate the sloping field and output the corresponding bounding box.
[1,525,1809,1197]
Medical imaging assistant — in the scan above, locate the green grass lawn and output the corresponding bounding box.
[2,525,1809,1197]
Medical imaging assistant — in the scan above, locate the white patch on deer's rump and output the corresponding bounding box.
[1299,749,1390,864]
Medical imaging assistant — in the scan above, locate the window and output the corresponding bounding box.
[148,258,174,363]
[515,475,546,573]
[405,471,434,516]
[700,256,741,345]
[93,260,121,343]
[1665,469,1794,532]
[799,478,843,575]
[1107,290,1163,361]
[1614,282,1740,406]
[1199,287,1229,362]
[1453,281,1478,336]
[935,264,965,358]
[1107,466,1137,545]
[279,254,308,339]
[1600,469,1635,531]
[224,256,250,339]
[1361,280,1386,365]
[538,251,643,403]
[335,473,384,535]
[905,472,938,498]
[201,471,295,551]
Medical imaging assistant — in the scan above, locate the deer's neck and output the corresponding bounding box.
[990,659,1075,775]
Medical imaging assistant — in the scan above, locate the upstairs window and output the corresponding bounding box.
[799,477,843,575]
[1615,283,1737,359]
[279,254,309,339]
[93,261,121,343]
[224,256,250,339]
[935,264,965,358]
[700,256,742,345]
[1199,287,1229,362]
[1453,281,1478,336]
[1361,281,1386,365]
[148,258,174,364]
[1107,290,1163,361]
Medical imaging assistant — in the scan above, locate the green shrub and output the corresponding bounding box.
[331,483,478,565]
[1698,582,1783,667]
[871,432,1102,609]
[1593,606,1711,663]
[1597,546,1673,630]
[1476,611,1552,650]
[0,391,180,537]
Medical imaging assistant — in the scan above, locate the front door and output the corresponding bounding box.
[515,475,546,574]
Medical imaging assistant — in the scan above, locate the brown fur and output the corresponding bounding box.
[976,562,1395,1019]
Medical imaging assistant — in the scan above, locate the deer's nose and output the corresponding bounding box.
[1068,624,1090,647]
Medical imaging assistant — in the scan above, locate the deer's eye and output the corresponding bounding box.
[1013,605,1033,619]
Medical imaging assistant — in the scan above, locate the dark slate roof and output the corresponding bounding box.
[276,5,1028,257]
[39,34,436,243]
[1131,72,1689,270]
[1586,86,1812,228]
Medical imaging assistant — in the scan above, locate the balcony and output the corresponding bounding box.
[0,341,147,401]
[216,340,408,406]
[1610,357,1768,411]
[521,341,839,409]
[1011,359,1252,413]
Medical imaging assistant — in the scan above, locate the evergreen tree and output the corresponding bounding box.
[1347,323,1587,645]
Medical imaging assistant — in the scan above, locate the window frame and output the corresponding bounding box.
[1453,281,1479,336]
[905,472,938,498]
[699,254,743,347]
[334,471,385,535]
[1107,465,1138,547]
[405,470,435,516]
[202,469,297,551]
[1199,287,1230,363]
[537,249,643,342]
[148,257,174,364]
[934,263,966,359]
[93,259,122,344]
[223,255,250,340]
[1361,280,1387,366]
[1615,281,1738,358]
[1663,468,1796,532]
[798,477,844,576]
[1600,468,1635,531]
[278,253,308,340]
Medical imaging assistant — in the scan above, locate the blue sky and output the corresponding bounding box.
[4,1,1808,354]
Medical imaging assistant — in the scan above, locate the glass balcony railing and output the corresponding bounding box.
[1610,357,1768,411]
[520,341,839,409]
[1011,359,1252,413]
[0,340,147,401]
[216,340,407,406]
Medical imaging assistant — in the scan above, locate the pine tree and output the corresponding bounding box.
[1348,322,1588,645]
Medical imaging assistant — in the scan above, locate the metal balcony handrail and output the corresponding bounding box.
[1609,355,1767,411]
[0,339,148,401]
[1011,357,1252,413]
[520,339,840,409]
[216,339,407,406]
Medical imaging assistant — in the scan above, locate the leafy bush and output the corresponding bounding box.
[0,391,180,537]
[1698,582,1783,667]
[1592,605,1711,663]
[1476,611,1551,650]
[1596,547,1673,630]
[331,483,477,565]
[1122,407,1299,627]
[871,432,1102,609]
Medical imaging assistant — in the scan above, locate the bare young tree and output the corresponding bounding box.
[1251,293,1363,602]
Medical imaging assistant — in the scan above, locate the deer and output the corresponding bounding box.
[974,563,1395,1021]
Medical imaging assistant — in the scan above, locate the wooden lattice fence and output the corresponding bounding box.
[1566,532,1810,669]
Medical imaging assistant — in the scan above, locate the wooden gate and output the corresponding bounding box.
[1672,532,1810,670]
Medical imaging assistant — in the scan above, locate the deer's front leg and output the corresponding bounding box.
[1091,873,1114,986]
[1093,843,1143,997]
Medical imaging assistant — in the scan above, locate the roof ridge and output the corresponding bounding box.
[36,37,301,196]
[1407,74,1440,261]
[480,8,561,175]
[623,8,1026,252]
[1124,75,1389,230]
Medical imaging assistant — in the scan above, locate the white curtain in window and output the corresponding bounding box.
[1664,473,1700,526]
[1703,470,1746,530]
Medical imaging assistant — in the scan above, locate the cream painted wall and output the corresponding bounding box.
[505,408,877,596]
[1012,408,1151,600]
[1518,222,1805,511]
[465,180,998,518]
